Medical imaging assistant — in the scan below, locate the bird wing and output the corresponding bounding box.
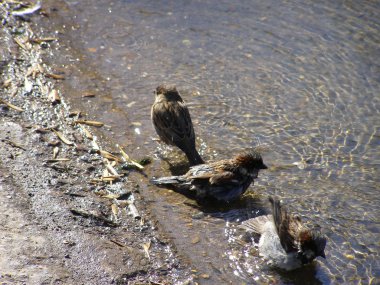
[186,163,213,177]
[186,161,238,183]
[186,170,214,180]
[152,100,194,144]
[270,197,302,253]
[240,215,272,235]
[151,103,177,144]
[177,101,195,141]
[208,172,238,185]
[187,171,237,182]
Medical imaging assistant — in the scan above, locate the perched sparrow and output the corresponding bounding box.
[151,85,204,166]
[240,197,326,270]
[151,150,267,202]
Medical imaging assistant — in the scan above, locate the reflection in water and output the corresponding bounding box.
[42,0,379,283]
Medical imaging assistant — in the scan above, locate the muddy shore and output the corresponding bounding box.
[0,2,194,284]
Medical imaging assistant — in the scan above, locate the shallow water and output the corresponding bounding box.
[39,0,379,283]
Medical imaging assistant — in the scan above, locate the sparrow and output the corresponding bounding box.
[151,85,204,166]
[151,150,267,202]
[240,197,327,271]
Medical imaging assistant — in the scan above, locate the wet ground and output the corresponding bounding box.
[1,0,380,284]
[0,2,192,284]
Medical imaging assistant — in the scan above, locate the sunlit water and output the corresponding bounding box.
[38,0,379,283]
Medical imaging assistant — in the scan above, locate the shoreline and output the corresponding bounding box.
[0,2,193,284]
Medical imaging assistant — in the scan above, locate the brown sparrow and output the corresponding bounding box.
[240,197,327,270]
[151,149,267,202]
[151,85,204,166]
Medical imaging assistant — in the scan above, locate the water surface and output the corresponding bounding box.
[40,0,379,283]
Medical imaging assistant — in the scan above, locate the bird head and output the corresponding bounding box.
[155,85,183,102]
[234,150,268,171]
[297,228,327,264]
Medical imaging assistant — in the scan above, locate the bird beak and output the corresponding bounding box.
[261,164,268,170]
[320,251,326,259]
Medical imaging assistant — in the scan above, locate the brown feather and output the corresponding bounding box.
[270,197,302,253]
[151,85,203,165]
[240,215,272,234]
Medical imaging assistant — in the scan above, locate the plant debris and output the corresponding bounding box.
[48,89,61,104]
[142,241,151,260]
[128,201,141,220]
[97,149,121,162]
[51,129,74,146]
[45,73,65,80]
[11,1,41,17]
[74,120,105,127]
[1,138,26,150]
[119,146,144,170]
[30,37,58,44]
[0,98,24,112]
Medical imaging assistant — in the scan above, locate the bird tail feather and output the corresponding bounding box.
[150,176,186,185]
[240,215,272,234]
[185,149,204,166]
